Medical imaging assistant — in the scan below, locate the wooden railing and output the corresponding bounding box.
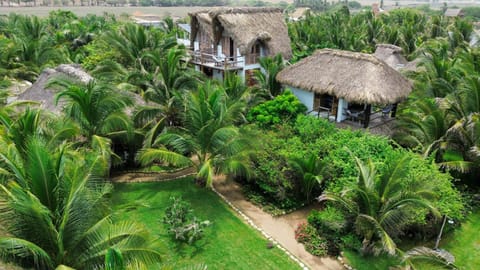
[189,51,244,69]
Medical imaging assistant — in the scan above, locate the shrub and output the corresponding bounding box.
[163,196,210,244]
[295,222,328,257]
[308,206,346,235]
[247,90,307,128]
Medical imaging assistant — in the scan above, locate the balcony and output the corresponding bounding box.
[189,51,244,71]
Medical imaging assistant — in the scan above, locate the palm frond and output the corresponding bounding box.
[0,237,53,269]
[137,148,193,168]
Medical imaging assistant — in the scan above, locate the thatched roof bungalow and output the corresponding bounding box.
[190,7,292,59]
[444,8,464,18]
[374,44,418,72]
[14,64,144,115]
[276,49,412,127]
[15,64,93,114]
[188,7,291,83]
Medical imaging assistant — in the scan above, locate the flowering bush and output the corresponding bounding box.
[295,222,328,256]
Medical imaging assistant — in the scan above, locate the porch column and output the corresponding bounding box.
[363,104,372,128]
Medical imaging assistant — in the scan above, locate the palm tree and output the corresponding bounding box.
[3,15,67,81]
[104,23,177,69]
[442,113,480,173]
[138,82,254,187]
[0,137,160,269]
[289,153,325,202]
[133,47,201,132]
[50,78,134,141]
[413,39,457,98]
[318,156,439,255]
[49,78,135,170]
[253,54,285,99]
[394,99,450,158]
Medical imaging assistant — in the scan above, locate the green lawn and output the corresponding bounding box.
[442,210,480,269]
[342,250,400,270]
[111,178,301,270]
[344,210,480,270]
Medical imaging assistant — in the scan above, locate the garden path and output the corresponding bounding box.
[112,171,344,270]
[213,177,344,270]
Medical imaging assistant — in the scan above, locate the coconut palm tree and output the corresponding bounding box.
[133,48,201,132]
[104,23,177,69]
[50,77,134,141]
[0,137,161,269]
[318,156,439,255]
[138,82,254,187]
[394,99,450,158]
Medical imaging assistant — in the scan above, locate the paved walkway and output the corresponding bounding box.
[213,178,344,270]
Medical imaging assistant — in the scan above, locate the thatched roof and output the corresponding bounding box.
[15,64,145,115]
[289,7,310,21]
[16,64,93,114]
[444,8,464,17]
[190,7,292,59]
[374,44,408,70]
[276,49,412,104]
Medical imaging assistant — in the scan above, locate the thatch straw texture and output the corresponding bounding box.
[277,49,412,104]
[374,44,408,70]
[16,64,93,113]
[190,7,292,59]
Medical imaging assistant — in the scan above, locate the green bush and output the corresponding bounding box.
[247,90,307,128]
[163,196,211,244]
[308,206,346,235]
[307,206,347,255]
[247,116,464,223]
[295,222,328,257]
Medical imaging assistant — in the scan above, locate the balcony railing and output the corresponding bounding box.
[189,51,244,70]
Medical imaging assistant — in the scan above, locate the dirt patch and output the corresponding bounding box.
[110,167,196,183]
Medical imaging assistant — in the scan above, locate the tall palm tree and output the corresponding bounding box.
[138,82,254,187]
[0,137,160,269]
[318,156,439,255]
[133,48,201,132]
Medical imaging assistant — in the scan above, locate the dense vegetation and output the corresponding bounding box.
[0,5,479,269]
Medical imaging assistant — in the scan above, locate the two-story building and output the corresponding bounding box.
[180,7,292,84]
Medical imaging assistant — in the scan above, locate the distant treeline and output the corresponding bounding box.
[0,0,273,7]
[294,0,361,11]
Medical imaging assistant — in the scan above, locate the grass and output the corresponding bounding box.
[111,177,301,270]
[342,250,400,270]
[442,209,480,269]
[343,210,480,270]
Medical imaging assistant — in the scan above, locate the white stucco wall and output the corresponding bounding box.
[337,98,348,122]
[289,87,314,113]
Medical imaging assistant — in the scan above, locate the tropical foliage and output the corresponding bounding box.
[0,136,160,269]
[138,83,255,187]
[0,7,477,269]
